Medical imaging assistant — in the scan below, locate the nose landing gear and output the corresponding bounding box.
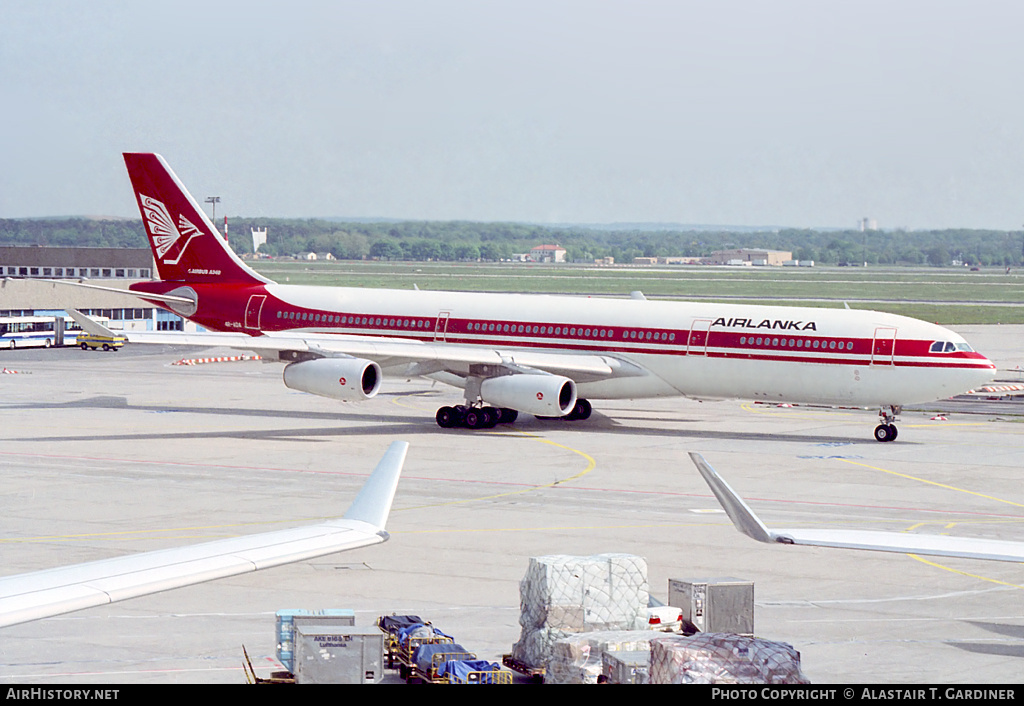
[874,405,901,442]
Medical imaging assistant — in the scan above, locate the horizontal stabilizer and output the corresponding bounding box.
[66,309,117,337]
[44,279,196,306]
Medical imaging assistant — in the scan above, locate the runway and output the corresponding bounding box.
[0,327,1022,684]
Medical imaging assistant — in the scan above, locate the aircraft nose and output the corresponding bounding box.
[975,354,998,384]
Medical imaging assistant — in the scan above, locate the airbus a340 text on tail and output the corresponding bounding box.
[117,153,995,441]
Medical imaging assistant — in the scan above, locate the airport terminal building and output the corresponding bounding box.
[0,246,188,332]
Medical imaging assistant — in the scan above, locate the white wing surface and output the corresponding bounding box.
[689,452,1024,563]
[65,309,633,382]
[0,441,408,628]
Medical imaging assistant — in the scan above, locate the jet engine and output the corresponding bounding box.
[283,357,382,401]
[480,374,577,417]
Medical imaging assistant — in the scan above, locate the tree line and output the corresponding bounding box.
[2,217,1022,267]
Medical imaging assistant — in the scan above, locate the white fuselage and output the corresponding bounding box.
[257,284,996,408]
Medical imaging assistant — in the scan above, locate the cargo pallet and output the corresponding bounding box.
[502,654,545,683]
[242,645,295,684]
[403,646,476,684]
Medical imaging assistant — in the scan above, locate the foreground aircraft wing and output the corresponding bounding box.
[0,441,408,628]
[689,452,1024,563]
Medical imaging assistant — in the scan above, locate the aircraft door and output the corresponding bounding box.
[687,319,713,356]
[871,327,897,366]
[245,295,266,330]
[434,311,451,342]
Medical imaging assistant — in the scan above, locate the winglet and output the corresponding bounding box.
[689,452,775,544]
[343,441,408,530]
[688,452,1024,563]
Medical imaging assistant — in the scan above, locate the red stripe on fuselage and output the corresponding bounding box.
[146,283,991,372]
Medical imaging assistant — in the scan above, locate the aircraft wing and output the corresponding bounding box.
[0,441,408,629]
[65,310,642,382]
[689,452,1024,563]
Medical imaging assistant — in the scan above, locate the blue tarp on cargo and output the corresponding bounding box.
[398,623,453,645]
[377,615,423,636]
[412,643,474,672]
[437,660,504,684]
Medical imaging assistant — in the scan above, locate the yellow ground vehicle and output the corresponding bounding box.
[78,332,127,351]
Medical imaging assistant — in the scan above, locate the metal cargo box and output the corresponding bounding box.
[668,577,753,636]
[293,625,384,684]
[603,650,650,684]
[276,609,356,673]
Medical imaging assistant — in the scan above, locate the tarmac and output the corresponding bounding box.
[0,325,1022,684]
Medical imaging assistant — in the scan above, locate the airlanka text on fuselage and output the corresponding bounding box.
[122,153,996,441]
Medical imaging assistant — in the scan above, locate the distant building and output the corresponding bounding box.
[706,249,792,266]
[529,244,566,263]
[0,246,192,332]
[0,246,152,279]
[633,255,701,266]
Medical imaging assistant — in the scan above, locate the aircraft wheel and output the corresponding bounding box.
[496,408,518,424]
[570,398,592,421]
[464,408,491,430]
[436,406,460,428]
[887,424,898,441]
[873,424,895,442]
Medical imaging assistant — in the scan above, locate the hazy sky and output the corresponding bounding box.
[3,1,1024,229]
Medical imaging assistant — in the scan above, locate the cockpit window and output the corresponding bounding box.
[930,341,973,353]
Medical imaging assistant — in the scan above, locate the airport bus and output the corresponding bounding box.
[0,315,111,349]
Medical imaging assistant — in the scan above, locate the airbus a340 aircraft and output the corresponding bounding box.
[0,441,407,628]
[85,153,997,441]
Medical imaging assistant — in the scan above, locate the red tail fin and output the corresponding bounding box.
[123,153,268,285]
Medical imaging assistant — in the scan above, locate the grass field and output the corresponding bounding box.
[250,260,1024,325]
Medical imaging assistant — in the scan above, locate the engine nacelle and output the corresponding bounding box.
[283,357,382,401]
[480,374,577,417]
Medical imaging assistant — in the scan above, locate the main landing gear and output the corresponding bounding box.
[434,398,593,430]
[436,405,518,429]
[873,405,901,442]
[538,398,593,422]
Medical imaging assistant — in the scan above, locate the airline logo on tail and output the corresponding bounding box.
[139,193,203,265]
